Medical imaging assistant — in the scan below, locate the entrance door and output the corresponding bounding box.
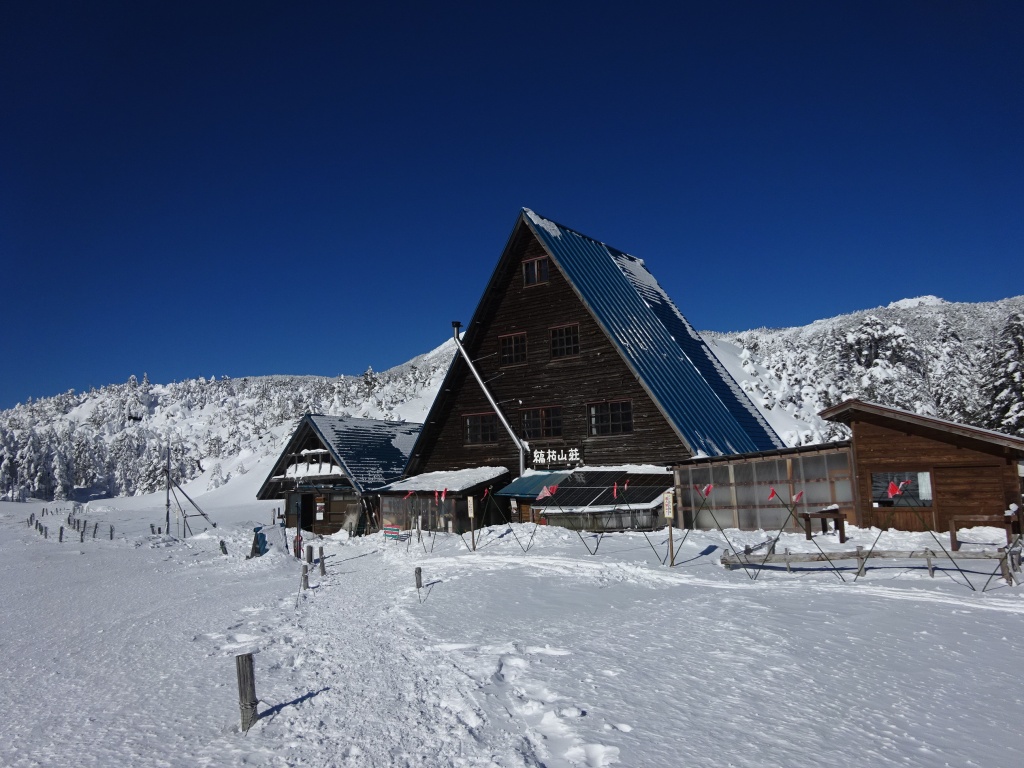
[933,466,1004,531]
[299,494,315,532]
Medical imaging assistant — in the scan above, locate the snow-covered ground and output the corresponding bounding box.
[3,474,1022,767]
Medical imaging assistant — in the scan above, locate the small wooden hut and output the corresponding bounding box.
[257,414,421,535]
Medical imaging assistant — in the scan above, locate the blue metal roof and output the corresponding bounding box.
[494,470,572,499]
[523,209,783,456]
[306,415,422,493]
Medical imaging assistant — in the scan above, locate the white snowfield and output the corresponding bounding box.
[2,475,1022,767]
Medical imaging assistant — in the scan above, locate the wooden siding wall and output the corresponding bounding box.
[415,225,692,476]
[851,419,1020,531]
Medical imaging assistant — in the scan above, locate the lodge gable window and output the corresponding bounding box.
[523,256,550,286]
[521,406,563,439]
[588,400,633,436]
[550,324,580,358]
[499,333,528,366]
[465,413,499,445]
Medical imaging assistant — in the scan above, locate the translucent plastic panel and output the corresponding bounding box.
[799,455,827,482]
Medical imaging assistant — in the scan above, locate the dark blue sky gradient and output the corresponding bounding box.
[2,2,1022,409]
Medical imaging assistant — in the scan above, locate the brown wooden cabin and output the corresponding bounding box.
[256,414,421,536]
[377,467,511,535]
[405,209,783,483]
[819,400,1024,532]
[672,400,1024,533]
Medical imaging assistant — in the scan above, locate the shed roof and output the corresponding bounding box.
[378,466,509,494]
[256,414,422,499]
[494,470,573,499]
[522,209,782,456]
[819,399,1024,456]
[530,470,673,510]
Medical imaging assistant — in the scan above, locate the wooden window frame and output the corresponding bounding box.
[499,332,528,367]
[464,412,499,445]
[523,256,550,287]
[521,406,564,439]
[549,323,580,358]
[588,400,633,436]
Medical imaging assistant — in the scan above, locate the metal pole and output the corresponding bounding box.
[451,321,527,475]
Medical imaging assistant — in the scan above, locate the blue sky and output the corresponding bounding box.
[2,2,1021,410]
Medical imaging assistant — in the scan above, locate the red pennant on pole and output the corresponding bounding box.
[793,490,804,503]
[768,487,777,501]
[887,481,900,499]
[483,487,489,498]
[703,484,714,497]
[624,479,630,491]
[441,488,447,502]
[434,490,439,503]
[403,490,413,499]
[613,482,618,499]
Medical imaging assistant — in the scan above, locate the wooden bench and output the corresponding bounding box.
[799,510,847,544]
[949,511,1021,552]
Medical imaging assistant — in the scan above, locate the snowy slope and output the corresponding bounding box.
[3,482,1023,767]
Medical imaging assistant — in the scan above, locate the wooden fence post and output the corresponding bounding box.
[220,540,228,555]
[318,546,326,576]
[999,548,1012,585]
[235,653,258,731]
[93,522,98,538]
[305,544,313,564]
[109,524,114,540]
[80,528,84,543]
[59,526,64,543]
[301,564,309,590]
[44,526,48,539]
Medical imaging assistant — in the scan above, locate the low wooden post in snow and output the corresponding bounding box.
[80,528,84,543]
[301,564,309,590]
[220,540,228,555]
[926,550,934,578]
[999,548,1012,585]
[235,653,258,732]
[318,546,326,576]
[856,546,866,577]
[109,524,114,540]
[92,522,98,538]
[305,544,313,564]
[59,526,64,543]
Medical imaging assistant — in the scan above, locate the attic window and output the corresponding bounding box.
[465,413,499,445]
[523,257,550,286]
[522,407,563,439]
[550,324,580,358]
[589,400,633,436]
[499,333,527,366]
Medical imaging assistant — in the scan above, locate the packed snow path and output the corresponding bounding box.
[2,500,1023,767]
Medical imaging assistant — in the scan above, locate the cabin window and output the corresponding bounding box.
[870,471,933,507]
[465,413,499,444]
[523,257,550,286]
[589,400,633,436]
[550,324,580,358]
[521,407,563,439]
[499,333,528,366]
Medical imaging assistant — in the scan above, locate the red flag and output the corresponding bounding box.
[403,490,413,499]
[887,481,900,499]
[441,488,447,502]
[794,491,804,503]
[623,479,630,491]
[536,484,558,500]
[613,482,618,499]
[483,487,489,498]
[703,484,714,497]
[434,490,439,503]
[768,487,777,500]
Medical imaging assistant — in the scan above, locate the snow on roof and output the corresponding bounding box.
[379,466,509,493]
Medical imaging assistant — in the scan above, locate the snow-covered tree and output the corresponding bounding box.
[982,313,1024,436]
